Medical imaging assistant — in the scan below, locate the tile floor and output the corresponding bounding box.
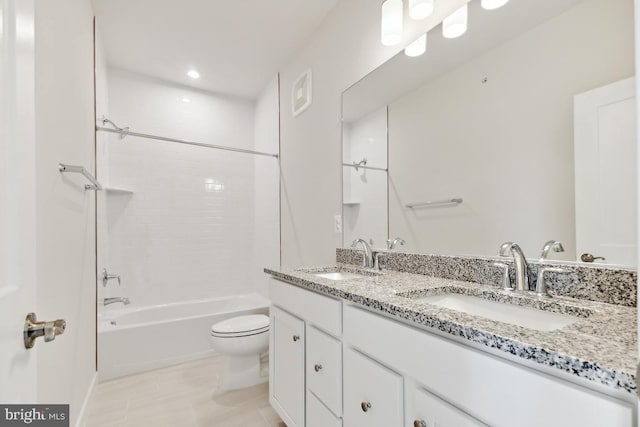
[85,356,285,427]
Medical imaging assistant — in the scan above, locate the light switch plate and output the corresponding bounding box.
[334,215,342,233]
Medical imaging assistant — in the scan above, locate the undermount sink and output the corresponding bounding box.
[415,294,578,332]
[313,271,367,281]
[297,266,379,281]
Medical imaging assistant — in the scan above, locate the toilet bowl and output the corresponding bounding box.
[210,314,270,390]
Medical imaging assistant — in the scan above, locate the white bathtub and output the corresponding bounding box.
[98,293,270,381]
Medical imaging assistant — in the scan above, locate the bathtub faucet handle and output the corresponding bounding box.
[102,268,121,287]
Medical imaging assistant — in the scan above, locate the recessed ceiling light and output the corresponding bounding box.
[187,70,200,79]
[181,97,191,103]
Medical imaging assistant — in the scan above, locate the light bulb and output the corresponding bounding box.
[381,0,403,46]
[405,33,427,57]
[443,4,468,39]
[481,0,509,10]
[409,0,434,20]
[187,70,200,79]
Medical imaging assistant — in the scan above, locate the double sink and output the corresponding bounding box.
[302,266,587,332]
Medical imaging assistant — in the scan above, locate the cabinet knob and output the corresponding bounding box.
[361,401,371,412]
[414,420,427,427]
[292,335,300,342]
[314,363,323,372]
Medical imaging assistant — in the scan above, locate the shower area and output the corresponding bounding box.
[94,49,280,380]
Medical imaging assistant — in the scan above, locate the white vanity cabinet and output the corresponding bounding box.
[408,385,487,427]
[268,278,635,427]
[269,278,343,427]
[270,306,305,426]
[343,348,404,427]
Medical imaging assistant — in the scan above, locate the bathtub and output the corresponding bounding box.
[98,293,270,381]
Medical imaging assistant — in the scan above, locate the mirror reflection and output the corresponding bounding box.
[342,0,637,266]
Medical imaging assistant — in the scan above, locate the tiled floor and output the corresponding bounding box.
[86,356,285,427]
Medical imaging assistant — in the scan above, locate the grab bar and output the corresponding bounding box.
[406,198,463,209]
[58,163,103,191]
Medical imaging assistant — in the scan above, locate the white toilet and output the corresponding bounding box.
[210,314,270,390]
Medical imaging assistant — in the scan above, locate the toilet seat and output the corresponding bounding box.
[211,314,269,338]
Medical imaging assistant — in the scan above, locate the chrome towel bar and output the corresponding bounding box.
[58,163,102,191]
[406,198,463,209]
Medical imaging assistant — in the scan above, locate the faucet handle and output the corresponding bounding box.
[497,241,514,257]
[492,262,512,291]
[535,267,566,297]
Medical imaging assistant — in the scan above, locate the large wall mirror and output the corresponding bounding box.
[342,0,637,267]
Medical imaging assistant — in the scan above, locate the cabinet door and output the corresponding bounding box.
[411,387,486,427]
[306,325,342,416]
[271,306,305,426]
[307,391,342,427]
[343,348,403,427]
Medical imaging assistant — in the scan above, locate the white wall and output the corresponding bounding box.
[34,0,96,424]
[252,76,281,294]
[99,70,277,307]
[388,0,634,259]
[343,107,388,247]
[278,0,468,267]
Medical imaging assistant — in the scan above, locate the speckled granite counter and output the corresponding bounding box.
[264,264,637,395]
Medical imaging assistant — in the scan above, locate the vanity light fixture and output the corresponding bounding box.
[481,0,509,10]
[187,69,200,79]
[442,4,468,39]
[405,33,427,57]
[409,0,434,20]
[381,0,403,46]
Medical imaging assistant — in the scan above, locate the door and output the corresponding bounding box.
[0,0,37,401]
[574,77,637,266]
[271,306,305,426]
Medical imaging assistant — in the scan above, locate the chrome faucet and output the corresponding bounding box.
[539,240,564,261]
[386,237,406,250]
[351,238,374,269]
[104,297,130,306]
[507,243,529,292]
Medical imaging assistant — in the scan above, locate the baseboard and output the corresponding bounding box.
[75,371,98,427]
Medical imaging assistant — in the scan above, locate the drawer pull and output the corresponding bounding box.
[292,335,300,342]
[414,420,427,427]
[314,363,323,372]
[361,401,372,412]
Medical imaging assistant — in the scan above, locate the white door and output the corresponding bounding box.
[574,77,637,266]
[0,0,37,401]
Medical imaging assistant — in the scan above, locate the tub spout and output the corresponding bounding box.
[104,297,130,306]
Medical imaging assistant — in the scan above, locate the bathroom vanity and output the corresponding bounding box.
[265,253,637,427]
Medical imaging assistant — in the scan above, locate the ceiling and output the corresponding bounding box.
[92,0,340,99]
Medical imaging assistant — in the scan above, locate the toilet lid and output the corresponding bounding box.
[211,314,269,338]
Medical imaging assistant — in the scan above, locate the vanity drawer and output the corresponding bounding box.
[410,386,486,427]
[269,278,342,337]
[343,348,403,427]
[306,325,342,416]
[307,390,342,427]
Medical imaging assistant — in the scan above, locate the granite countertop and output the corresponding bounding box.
[264,264,637,395]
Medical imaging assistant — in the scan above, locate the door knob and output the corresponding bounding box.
[24,313,66,349]
[361,401,371,412]
[581,253,606,263]
[414,421,427,427]
[314,363,323,372]
[292,335,300,342]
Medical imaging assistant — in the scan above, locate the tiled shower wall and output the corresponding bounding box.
[97,69,279,307]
